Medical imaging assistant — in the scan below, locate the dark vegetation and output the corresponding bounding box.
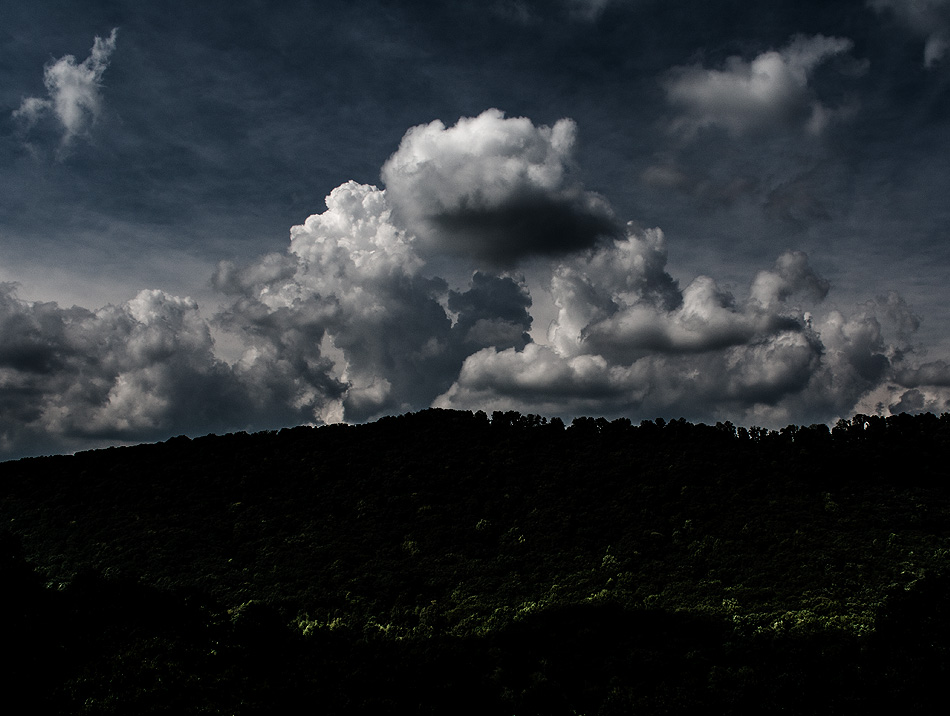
[2,409,950,714]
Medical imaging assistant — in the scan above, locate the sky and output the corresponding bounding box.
[3,0,950,458]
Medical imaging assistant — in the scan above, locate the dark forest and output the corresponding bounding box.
[2,409,949,714]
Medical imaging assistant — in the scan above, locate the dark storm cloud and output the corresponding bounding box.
[448,272,533,350]
[896,360,950,387]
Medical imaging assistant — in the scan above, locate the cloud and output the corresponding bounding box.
[552,241,826,366]
[1,108,947,459]
[0,283,252,458]
[640,164,697,192]
[214,181,422,422]
[381,109,619,265]
[869,0,950,67]
[216,142,748,432]
[448,271,533,349]
[12,28,118,149]
[748,250,830,309]
[663,34,857,136]
[546,225,682,358]
[214,179,535,425]
[0,112,555,457]
[433,331,826,423]
[435,233,927,427]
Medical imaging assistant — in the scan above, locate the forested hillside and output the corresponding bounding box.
[2,409,950,714]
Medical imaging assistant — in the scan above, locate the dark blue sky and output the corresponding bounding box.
[2,0,950,458]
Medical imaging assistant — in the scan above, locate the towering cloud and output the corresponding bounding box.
[13,28,118,148]
[381,109,619,265]
[214,179,534,425]
[0,109,947,459]
[663,34,856,136]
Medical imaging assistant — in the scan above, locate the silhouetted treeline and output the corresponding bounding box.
[2,409,950,714]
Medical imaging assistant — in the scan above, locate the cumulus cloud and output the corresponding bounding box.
[663,34,857,136]
[13,28,118,149]
[0,283,253,458]
[435,229,929,427]
[880,355,950,414]
[545,225,682,358]
[553,241,828,371]
[0,109,946,458]
[381,109,619,265]
[869,0,950,67]
[213,179,535,425]
[434,332,826,423]
[214,181,428,422]
[748,250,830,309]
[448,271,533,350]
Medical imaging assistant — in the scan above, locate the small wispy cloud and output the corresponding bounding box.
[13,28,118,152]
[663,34,858,137]
[869,0,950,68]
[564,0,616,21]
[491,0,624,24]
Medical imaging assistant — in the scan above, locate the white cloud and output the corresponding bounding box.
[434,328,824,423]
[869,0,950,67]
[435,234,927,427]
[663,34,856,136]
[381,109,618,265]
[549,240,827,370]
[1,109,947,458]
[13,28,118,149]
[214,179,534,425]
